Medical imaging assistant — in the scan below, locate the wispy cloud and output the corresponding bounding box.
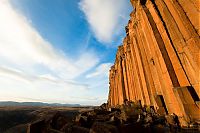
[0,0,104,105]
[0,0,99,79]
[77,63,112,104]
[79,0,131,44]
[86,63,112,78]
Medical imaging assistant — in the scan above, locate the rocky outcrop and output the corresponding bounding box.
[26,104,200,133]
[108,0,200,126]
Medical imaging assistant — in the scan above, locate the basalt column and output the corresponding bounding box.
[108,0,200,126]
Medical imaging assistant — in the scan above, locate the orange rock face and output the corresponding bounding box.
[108,0,200,126]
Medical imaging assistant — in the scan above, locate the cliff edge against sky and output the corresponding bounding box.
[108,0,200,126]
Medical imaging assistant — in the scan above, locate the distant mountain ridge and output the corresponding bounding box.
[0,101,81,107]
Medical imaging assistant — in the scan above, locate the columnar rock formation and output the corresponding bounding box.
[108,0,200,125]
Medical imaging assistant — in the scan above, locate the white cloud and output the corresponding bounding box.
[0,66,93,104]
[0,0,99,79]
[77,63,113,104]
[0,0,103,105]
[86,63,112,78]
[79,0,131,43]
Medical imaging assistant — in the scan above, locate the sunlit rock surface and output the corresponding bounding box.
[108,0,200,127]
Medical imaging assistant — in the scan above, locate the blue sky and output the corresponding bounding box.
[0,0,132,105]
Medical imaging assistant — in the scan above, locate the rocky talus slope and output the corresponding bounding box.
[25,103,199,133]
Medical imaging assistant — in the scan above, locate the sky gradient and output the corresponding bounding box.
[0,0,132,105]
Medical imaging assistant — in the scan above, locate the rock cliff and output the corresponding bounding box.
[108,0,200,126]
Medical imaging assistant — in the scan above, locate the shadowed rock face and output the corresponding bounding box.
[108,0,200,127]
[0,106,81,133]
[26,103,200,133]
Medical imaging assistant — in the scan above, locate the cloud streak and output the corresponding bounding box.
[0,0,99,79]
[86,63,112,78]
[0,0,105,105]
[79,0,131,43]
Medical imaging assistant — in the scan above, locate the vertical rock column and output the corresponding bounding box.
[108,0,200,125]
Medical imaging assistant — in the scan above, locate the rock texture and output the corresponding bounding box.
[108,0,200,126]
[26,103,200,133]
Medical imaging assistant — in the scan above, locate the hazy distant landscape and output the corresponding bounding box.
[0,101,81,107]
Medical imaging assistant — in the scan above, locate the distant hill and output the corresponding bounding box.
[0,101,81,107]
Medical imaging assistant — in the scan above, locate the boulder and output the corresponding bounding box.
[51,114,68,130]
[72,126,90,133]
[60,123,73,133]
[89,122,118,133]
